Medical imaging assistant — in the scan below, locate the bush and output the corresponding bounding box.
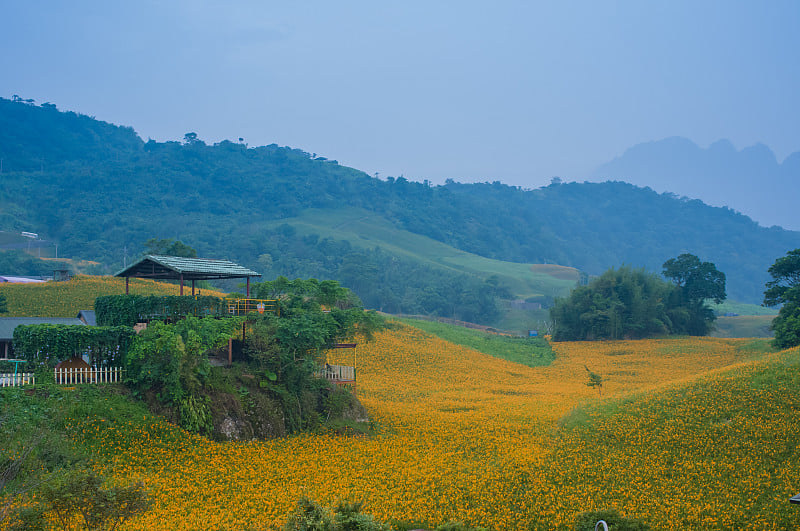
[283,498,389,531]
[13,468,152,531]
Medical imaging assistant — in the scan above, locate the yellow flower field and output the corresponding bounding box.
[0,275,227,317]
[71,325,800,529]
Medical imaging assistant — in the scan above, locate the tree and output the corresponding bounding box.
[662,253,726,335]
[142,238,197,258]
[763,249,800,349]
[763,249,800,307]
[585,366,604,396]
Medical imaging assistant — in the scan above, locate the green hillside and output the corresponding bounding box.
[267,207,579,300]
[2,97,799,326]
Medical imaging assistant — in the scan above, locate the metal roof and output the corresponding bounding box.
[77,310,97,326]
[0,317,86,341]
[115,255,261,282]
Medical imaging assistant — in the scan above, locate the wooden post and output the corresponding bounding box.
[180,274,184,295]
[192,279,196,296]
[125,276,129,295]
[228,337,233,366]
[246,277,251,298]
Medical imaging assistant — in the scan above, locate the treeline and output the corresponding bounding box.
[2,96,799,308]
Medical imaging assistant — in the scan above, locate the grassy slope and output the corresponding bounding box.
[266,207,580,300]
[397,317,555,367]
[0,275,228,317]
[711,315,775,339]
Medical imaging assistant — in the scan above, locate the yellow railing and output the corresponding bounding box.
[224,298,280,316]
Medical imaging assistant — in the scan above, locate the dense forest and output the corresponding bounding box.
[1,97,799,321]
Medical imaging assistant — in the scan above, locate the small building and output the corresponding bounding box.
[0,317,86,359]
[53,269,71,282]
[77,310,97,326]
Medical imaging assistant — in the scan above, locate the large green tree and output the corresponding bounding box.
[662,253,726,336]
[763,248,800,349]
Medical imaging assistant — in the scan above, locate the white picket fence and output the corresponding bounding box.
[54,367,123,385]
[0,372,35,387]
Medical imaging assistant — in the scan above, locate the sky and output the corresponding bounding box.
[2,1,799,193]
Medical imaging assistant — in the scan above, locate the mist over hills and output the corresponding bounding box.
[591,137,800,230]
[1,97,799,317]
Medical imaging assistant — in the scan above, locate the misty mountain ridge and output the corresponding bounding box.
[591,136,800,230]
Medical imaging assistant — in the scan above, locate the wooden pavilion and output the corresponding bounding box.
[115,255,261,297]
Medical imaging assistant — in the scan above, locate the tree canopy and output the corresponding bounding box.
[662,253,726,336]
[763,248,800,349]
[142,239,197,258]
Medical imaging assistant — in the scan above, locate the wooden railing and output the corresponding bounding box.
[54,367,122,385]
[316,364,355,383]
[0,372,35,387]
[224,298,279,316]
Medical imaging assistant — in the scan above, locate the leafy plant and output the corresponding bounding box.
[95,295,229,327]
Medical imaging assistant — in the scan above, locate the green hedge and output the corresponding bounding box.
[95,295,227,327]
[13,324,136,367]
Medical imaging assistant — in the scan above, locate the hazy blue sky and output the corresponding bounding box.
[2,1,799,190]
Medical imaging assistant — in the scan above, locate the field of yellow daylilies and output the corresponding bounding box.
[0,275,227,317]
[61,323,800,530]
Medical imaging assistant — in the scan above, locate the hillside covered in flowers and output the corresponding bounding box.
[21,324,795,529]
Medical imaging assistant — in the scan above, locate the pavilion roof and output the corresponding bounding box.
[114,255,261,282]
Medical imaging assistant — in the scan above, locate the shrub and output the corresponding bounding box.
[17,469,152,531]
[283,498,389,531]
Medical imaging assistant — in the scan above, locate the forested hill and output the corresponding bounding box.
[1,97,799,308]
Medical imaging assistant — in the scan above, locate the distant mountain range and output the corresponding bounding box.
[591,137,800,230]
[1,97,799,317]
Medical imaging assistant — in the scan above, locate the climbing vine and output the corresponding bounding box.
[13,324,136,367]
[95,295,227,326]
